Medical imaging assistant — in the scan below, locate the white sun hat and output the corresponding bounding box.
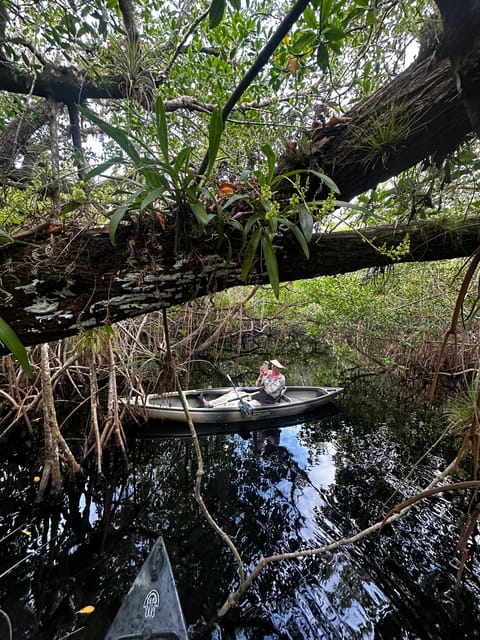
[270,358,285,369]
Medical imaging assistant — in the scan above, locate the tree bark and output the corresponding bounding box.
[276,53,472,202]
[435,0,480,136]
[1,216,480,354]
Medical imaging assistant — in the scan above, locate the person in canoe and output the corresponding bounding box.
[246,358,286,406]
[201,358,286,408]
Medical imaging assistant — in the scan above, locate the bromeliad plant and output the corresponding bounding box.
[79,97,223,249]
[79,99,360,299]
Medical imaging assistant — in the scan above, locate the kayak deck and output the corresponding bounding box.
[105,536,188,640]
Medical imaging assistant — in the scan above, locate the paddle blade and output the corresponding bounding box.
[239,400,254,416]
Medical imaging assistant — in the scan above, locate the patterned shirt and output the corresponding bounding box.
[256,370,285,400]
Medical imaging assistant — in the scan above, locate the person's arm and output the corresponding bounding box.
[256,362,269,386]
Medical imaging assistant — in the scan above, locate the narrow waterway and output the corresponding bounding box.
[1,377,479,639]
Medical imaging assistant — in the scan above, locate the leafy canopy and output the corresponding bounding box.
[1,0,479,357]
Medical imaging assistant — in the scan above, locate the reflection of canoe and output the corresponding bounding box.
[125,386,343,436]
[105,536,188,640]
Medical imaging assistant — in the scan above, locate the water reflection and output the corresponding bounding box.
[1,379,480,639]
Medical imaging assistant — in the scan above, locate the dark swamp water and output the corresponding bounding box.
[1,376,480,639]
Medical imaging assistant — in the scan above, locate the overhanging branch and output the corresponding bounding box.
[1,216,479,353]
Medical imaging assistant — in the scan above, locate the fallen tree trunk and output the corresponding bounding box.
[1,216,479,354]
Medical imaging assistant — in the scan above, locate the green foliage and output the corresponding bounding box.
[209,0,226,29]
[445,380,480,436]
[0,317,31,376]
[233,144,342,297]
[352,103,418,170]
[78,105,341,296]
[79,98,224,244]
[81,325,116,353]
[2,0,479,353]
[0,0,455,245]
[375,233,411,262]
[243,259,465,373]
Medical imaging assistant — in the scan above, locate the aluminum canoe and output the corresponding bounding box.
[125,385,343,427]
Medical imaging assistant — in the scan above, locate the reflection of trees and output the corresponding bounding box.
[128,431,347,634]
[1,377,480,639]
[0,414,394,638]
[316,383,480,640]
[0,453,143,639]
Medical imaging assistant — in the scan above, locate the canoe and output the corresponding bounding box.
[125,385,343,433]
[105,535,188,640]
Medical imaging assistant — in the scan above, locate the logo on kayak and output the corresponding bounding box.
[143,589,160,618]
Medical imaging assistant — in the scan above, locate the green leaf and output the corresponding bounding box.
[205,107,224,179]
[271,168,339,194]
[209,0,225,29]
[241,225,262,281]
[303,7,317,30]
[150,159,178,183]
[244,213,262,237]
[261,231,280,298]
[140,187,167,210]
[333,199,367,211]
[366,9,376,25]
[0,229,14,243]
[316,42,329,70]
[308,170,340,193]
[78,106,141,167]
[291,30,316,54]
[226,218,244,233]
[60,200,83,216]
[298,204,314,242]
[261,144,276,185]
[322,25,345,42]
[155,97,169,164]
[285,220,310,258]
[190,200,210,226]
[320,0,334,24]
[224,236,233,263]
[173,147,192,174]
[222,193,248,209]
[140,165,170,189]
[0,317,31,376]
[329,41,342,55]
[83,156,126,181]
[108,205,129,245]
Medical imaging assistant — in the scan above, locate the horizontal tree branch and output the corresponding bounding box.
[1,216,479,353]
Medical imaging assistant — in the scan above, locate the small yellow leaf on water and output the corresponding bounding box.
[33,476,41,483]
[22,530,31,536]
[78,605,95,615]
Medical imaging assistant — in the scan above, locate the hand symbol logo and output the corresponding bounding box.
[143,589,160,618]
